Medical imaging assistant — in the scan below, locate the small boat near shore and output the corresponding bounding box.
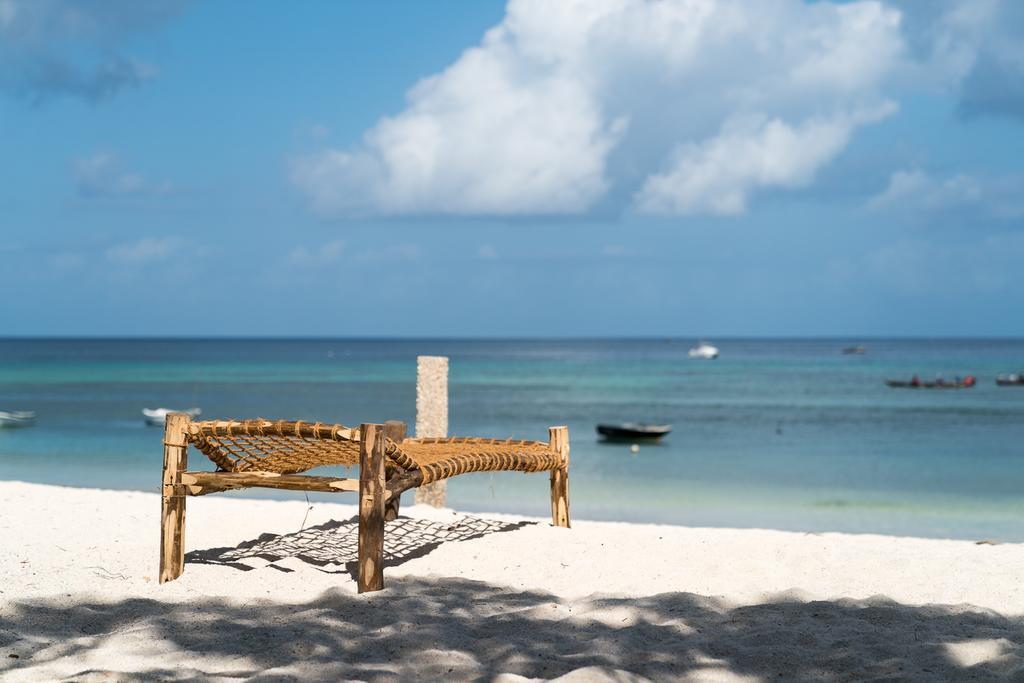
[996,373,1024,386]
[597,423,672,441]
[688,342,719,359]
[886,376,976,389]
[143,407,202,426]
[841,345,866,355]
[0,411,35,428]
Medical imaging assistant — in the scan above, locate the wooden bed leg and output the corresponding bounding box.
[383,420,407,522]
[549,426,570,528]
[159,413,190,583]
[358,423,386,593]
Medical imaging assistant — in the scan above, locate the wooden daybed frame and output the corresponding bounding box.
[159,414,570,592]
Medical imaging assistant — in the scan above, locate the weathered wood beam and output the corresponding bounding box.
[159,413,190,583]
[549,426,570,528]
[384,468,424,508]
[383,420,407,521]
[358,423,385,593]
[179,471,359,496]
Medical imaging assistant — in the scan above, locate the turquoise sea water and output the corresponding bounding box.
[1,338,1022,541]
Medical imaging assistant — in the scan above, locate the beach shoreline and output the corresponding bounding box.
[2,480,1023,680]
[5,337,1024,545]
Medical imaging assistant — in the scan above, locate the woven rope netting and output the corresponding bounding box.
[186,419,564,484]
[397,437,563,483]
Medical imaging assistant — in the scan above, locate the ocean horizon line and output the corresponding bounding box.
[4,335,1024,343]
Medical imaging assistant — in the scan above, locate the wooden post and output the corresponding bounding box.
[549,426,570,528]
[383,420,407,521]
[415,355,448,507]
[159,413,190,583]
[358,423,386,593]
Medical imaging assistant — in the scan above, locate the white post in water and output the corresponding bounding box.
[415,355,448,507]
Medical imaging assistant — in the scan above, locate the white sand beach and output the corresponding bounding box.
[1,480,1023,681]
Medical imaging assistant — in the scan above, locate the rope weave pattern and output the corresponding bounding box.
[187,420,362,474]
[399,437,564,484]
[185,419,564,484]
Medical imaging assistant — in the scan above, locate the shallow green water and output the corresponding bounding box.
[1,338,1022,541]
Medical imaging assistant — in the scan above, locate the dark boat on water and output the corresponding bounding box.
[996,373,1024,386]
[886,375,976,389]
[841,345,866,355]
[597,423,672,441]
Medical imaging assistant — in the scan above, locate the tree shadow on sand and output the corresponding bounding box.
[2,576,1023,681]
[186,514,532,580]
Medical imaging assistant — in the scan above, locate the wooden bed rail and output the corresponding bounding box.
[177,471,360,495]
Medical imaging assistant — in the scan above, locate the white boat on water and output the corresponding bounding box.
[0,410,35,428]
[688,342,719,359]
[143,407,202,426]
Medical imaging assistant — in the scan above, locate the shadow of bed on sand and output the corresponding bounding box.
[3,575,1023,681]
[186,513,534,580]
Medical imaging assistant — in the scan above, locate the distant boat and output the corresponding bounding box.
[688,342,719,359]
[996,373,1024,386]
[886,376,976,389]
[842,345,866,355]
[0,411,35,428]
[143,407,202,426]
[597,423,671,441]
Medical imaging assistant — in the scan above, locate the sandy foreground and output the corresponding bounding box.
[1,481,1023,681]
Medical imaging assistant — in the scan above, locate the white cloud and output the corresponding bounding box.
[868,168,1024,218]
[291,63,624,216]
[0,0,183,103]
[75,152,171,198]
[637,104,895,215]
[293,0,905,218]
[869,169,978,209]
[897,0,1024,120]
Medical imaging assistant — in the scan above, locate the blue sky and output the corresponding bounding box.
[2,0,1023,337]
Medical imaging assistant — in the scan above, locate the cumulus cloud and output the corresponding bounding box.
[869,169,979,209]
[18,54,156,103]
[0,0,185,103]
[869,168,1024,218]
[958,39,1024,120]
[896,0,1024,121]
[74,153,171,197]
[637,105,896,215]
[293,0,906,218]
[291,63,624,216]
